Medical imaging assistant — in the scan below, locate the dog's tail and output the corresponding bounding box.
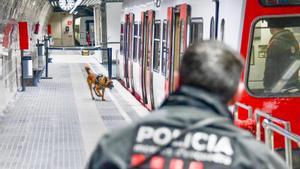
[84,65,92,75]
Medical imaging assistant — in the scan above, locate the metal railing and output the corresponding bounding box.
[233,103,300,168]
[232,102,253,120]
[46,46,114,79]
[255,109,293,168]
[48,46,101,50]
[255,110,290,141]
[263,119,300,169]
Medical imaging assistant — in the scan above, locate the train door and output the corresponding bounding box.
[124,14,130,88]
[140,12,147,104]
[128,13,135,93]
[85,20,94,46]
[141,10,155,109]
[165,4,191,95]
[88,22,95,46]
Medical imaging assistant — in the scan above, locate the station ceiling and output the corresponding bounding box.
[48,0,123,7]
[81,0,123,5]
[48,0,123,16]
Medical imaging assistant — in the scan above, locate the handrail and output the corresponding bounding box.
[47,46,111,51]
[102,42,121,45]
[232,102,253,120]
[254,110,290,141]
[48,46,101,50]
[255,109,292,168]
[263,119,300,169]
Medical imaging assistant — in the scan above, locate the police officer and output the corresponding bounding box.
[87,41,287,169]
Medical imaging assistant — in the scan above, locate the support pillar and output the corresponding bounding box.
[93,2,108,63]
[94,5,101,46]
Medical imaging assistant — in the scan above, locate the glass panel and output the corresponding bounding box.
[210,17,215,40]
[138,23,142,64]
[125,22,130,59]
[189,18,204,45]
[153,21,161,72]
[220,19,225,41]
[133,23,138,62]
[134,23,138,36]
[180,20,185,59]
[260,0,300,6]
[133,38,138,62]
[120,24,124,55]
[161,20,168,76]
[247,17,300,96]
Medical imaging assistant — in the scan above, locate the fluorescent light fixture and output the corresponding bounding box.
[73,11,78,15]
[70,0,83,14]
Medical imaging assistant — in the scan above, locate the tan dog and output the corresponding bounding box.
[85,65,114,101]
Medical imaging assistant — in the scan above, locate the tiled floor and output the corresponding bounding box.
[0,64,85,169]
[0,52,149,169]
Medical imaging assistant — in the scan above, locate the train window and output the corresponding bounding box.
[153,20,161,72]
[247,17,300,97]
[220,19,225,41]
[189,18,204,45]
[210,17,215,40]
[161,20,168,76]
[125,21,130,59]
[120,23,124,55]
[180,20,186,58]
[260,0,300,6]
[133,23,138,62]
[138,23,142,64]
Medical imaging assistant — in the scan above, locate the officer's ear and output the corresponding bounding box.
[174,70,181,91]
[228,81,244,105]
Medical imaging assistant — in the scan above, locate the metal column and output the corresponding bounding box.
[94,2,108,63]
[93,5,101,46]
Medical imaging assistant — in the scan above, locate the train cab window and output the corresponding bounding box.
[161,20,168,76]
[133,23,138,62]
[247,17,300,96]
[153,20,161,72]
[210,17,215,40]
[260,0,300,6]
[189,18,204,45]
[220,19,225,41]
[120,23,124,55]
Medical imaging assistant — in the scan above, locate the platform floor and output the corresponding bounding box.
[0,51,149,169]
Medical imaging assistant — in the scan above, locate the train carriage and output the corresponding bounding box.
[117,0,300,167]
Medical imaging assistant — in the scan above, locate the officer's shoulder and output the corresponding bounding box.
[101,109,168,136]
[99,123,137,146]
[237,135,285,162]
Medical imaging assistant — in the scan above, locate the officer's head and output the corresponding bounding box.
[180,40,243,103]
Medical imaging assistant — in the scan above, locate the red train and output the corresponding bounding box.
[117,0,300,167]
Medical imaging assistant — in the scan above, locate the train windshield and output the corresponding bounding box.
[260,0,300,6]
[247,17,300,96]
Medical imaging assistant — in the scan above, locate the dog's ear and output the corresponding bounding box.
[108,80,114,89]
[84,66,91,74]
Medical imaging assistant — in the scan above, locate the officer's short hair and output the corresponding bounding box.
[180,40,243,103]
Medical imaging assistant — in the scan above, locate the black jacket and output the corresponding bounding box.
[87,86,287,169]
[264,29,299,90]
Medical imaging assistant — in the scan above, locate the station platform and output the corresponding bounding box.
[0,51,149,169]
